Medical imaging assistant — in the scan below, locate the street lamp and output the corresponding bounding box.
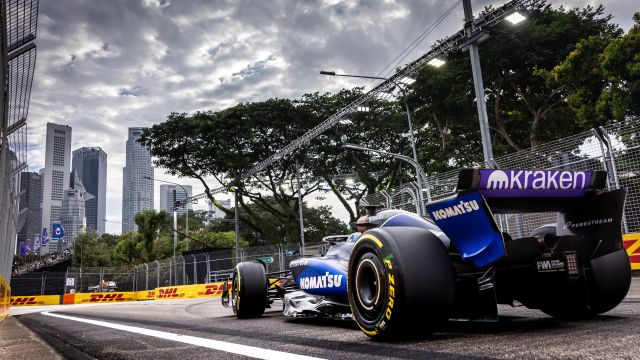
[321,70,428,203]
[142,176,191,258]
[343,143,427,216]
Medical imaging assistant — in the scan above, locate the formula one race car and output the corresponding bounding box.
[222,168,631,340]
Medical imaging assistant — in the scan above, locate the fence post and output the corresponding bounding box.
[205,253,210,284]
[144,263,149,291]
[182,256,186,285]
[155,260,160,289]
[191,254,197,285]
[99,268,104,293]
[41,272,45,295]
[168,258,172,286]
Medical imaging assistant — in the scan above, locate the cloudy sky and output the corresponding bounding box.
[27,0,636,234]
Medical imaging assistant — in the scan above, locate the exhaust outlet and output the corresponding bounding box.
[537,233,558,252]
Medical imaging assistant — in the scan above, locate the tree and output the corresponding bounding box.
[72,232,112,267]
[410,1,623,166]
[134,209,171,261]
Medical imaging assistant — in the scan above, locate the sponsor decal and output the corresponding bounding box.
[11,297,37,305]
[623,233,640,270]
[201,283,230,296]
[10,295,61,306]
[430,199,480,220]
[299,272,343,290]
[564,217,613,230]
[89,293,126,302]
[426,191,504,267]
[479,169,592,197]
[536,259,565,273]
[157,287,181,299]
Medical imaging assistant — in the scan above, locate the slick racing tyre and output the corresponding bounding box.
[232,262,268,319]
[541,249,631,319]
[348,227,454,340]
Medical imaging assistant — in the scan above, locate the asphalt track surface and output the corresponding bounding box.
[14,297,640,359]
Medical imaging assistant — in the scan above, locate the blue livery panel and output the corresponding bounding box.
[426,191,505,267]
[289,258,348,298]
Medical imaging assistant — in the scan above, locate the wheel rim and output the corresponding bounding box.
[231,270,239,310]
[353,251,385,322]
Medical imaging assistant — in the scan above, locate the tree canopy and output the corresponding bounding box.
[137,2,638,248]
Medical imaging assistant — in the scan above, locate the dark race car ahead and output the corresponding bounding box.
[222,168,631,340]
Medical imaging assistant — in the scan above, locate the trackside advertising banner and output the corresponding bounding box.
[10,295,60,306]
[74,292,137,304]
[624,233,640,270]
[0,276,9,322]
[155,282,230,300]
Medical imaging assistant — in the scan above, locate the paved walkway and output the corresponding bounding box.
[0,316,63,359]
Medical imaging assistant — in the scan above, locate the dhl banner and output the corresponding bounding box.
[624,233,640,270]
[155,282,230,300]
[0,276,9,322]
[137,290,155,301]
[74,292,138,304]
[10,295,60,307]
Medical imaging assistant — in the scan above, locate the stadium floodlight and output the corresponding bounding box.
[427,58,446,67]
[345,178,355,185]
[399,76,416,85]
[339,118,353,125]
[505,12,526,25]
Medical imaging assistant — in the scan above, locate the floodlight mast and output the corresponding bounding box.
[243,0,531,179]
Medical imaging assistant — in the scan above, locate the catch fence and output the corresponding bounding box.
[362,120,640,237]
[10,243,315,295]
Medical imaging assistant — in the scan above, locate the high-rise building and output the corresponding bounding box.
[16,172,43,247]
[122,127,154,233]
[159,184,192,215]
[72,147,107,234]
[61,170,93,251]
[41,123,72,254]
[208,199,231,219]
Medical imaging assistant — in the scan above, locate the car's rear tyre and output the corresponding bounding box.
[540,249,631,319]
[348,227,454,340]
[232,262,267,319]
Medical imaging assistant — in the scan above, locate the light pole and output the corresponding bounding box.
[320,71,430,203]
[343,143,427,216]
[143,176,191,251]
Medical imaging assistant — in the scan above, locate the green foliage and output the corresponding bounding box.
[73,232,112,267]
[134,209,170,261]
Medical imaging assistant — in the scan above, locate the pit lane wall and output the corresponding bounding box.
[10,281,231,306]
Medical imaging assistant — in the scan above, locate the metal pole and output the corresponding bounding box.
[173,189,177,260]
[296,161,305,256]
[144,263,149,291]
[191,254,197,285]
[462,0,494,167]
[205,252,210,283]
[234,191,241,261]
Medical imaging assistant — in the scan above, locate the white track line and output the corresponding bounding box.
[41,311,325,360]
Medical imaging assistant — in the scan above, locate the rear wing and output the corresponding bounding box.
[425,168,623,268]
[456,168,608,213]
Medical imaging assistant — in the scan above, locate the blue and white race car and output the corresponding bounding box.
[222,168,631,340]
